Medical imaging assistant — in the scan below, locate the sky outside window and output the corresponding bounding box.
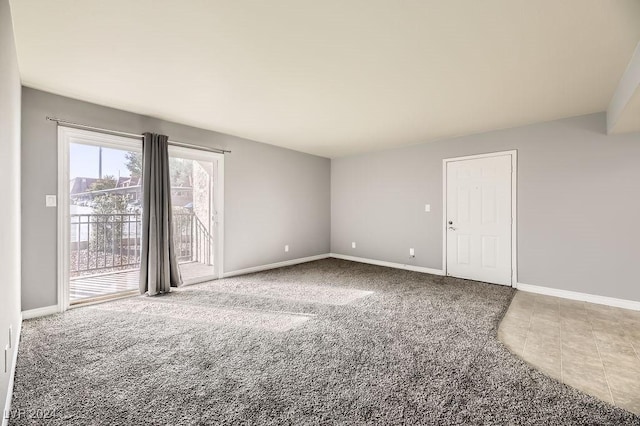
[69,143,136,180]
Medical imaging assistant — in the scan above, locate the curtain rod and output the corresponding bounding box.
[46,116,231,154]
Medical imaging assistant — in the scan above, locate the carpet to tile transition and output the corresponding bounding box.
[9,259,640,425]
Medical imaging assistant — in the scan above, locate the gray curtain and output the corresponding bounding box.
[139,132,182,295]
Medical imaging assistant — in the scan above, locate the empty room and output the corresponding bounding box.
[2,1,640,424]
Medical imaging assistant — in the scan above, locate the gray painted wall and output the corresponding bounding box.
[332,113,640,302]
[0,0,22,417]
[22,88,330,311]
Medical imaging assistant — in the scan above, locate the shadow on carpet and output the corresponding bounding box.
[9,259,640,425]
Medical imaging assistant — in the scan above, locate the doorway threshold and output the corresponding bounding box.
[70,290,139,309]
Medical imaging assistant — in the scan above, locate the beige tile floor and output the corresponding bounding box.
[499,291,640,415]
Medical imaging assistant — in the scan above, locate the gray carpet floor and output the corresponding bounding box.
[9,259,640,425]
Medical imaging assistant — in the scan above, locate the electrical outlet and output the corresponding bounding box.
[284,245,289,252]
[409,248,415,257]
[352,242,356,249]
[425,204,431,212]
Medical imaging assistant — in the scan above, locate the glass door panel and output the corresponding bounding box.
[68,139,142,303]
[168,146,221,284]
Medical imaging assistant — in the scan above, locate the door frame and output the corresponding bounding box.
[441,150,518,287]
[57,126,144,312]
[57,127,225,312]
[167,145,225,286]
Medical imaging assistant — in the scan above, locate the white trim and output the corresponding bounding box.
[2,316,21,426]
[57,126,69,313]
[216,154,225,279]
[22,305,60,320]
[517,282,640,311]
[442,150,518,287]
[223,254,331,278]
[330,253,444,276]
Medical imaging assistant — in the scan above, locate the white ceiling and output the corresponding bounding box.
[9,1,640,158]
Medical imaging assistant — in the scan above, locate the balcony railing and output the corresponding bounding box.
[70,212,213,277]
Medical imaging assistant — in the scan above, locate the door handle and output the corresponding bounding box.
[448,226,457,231]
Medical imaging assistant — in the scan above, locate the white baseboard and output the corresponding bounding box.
[22,305,59,320]
[517,282,640,311]
[330,253,444,276]
[223,254,331,278]
[3,315,22,426]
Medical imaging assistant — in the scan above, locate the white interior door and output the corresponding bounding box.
[446,154,512,286]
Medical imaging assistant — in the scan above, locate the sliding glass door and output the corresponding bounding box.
[168,146,223,285]
[60,127,225,309]
[61,128,143,305]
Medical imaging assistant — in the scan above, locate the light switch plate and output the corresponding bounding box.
[284,245,289,252]
[352,242,356,249]
[425,204,431,212]
[45,195,57,207]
